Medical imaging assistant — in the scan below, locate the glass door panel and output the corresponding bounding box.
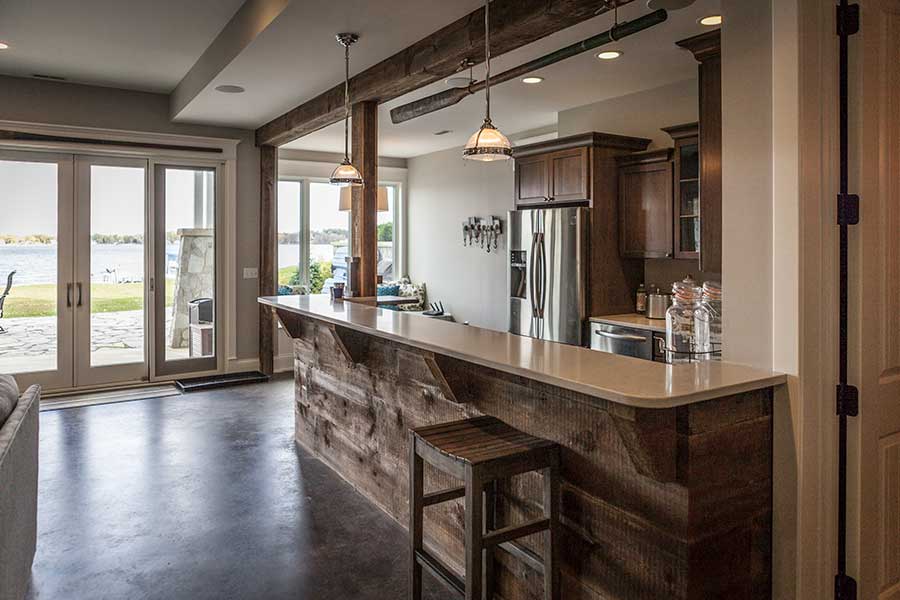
[75,157,149,386]
[153,164,218,377]
[0,151,74,390]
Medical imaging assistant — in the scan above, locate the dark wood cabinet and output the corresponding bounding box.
[513,132,649,208]
[616,149,674,259]
[662,123,701,260]
[677,30,722,273]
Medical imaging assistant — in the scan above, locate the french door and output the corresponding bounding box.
[0,149,221,391]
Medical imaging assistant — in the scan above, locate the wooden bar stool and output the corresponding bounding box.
[409,415,560,600]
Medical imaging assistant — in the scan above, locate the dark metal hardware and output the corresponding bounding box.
[76,282,83,307]
[66,283,73,308]
[834,1,859,597]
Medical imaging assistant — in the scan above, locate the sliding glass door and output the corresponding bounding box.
[0,151,75,390]
[74,156,149,387]
[153,164,219,377]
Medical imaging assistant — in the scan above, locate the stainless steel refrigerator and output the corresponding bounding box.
[508,207,589,345]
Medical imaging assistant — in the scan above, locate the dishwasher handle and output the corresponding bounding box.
[593,330,648,342]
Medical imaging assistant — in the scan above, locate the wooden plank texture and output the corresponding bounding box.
[350,101,378,298]
[258,145,277,375]
[286,321,773,599]
[255,0,634,146]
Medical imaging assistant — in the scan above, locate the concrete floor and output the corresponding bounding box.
[26,376,454,600]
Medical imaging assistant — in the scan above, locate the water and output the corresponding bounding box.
[0,243,324,285]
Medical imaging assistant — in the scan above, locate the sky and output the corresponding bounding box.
[0,160,201,237]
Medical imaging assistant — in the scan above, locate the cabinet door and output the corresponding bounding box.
[515,154,549,206]
[548,147,589,203]
[618,161,674,258]
[673,138,700,260]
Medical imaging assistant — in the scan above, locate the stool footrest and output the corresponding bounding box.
[423,486,466,507]
[484,517,550,548]
[498,540,545,574]
[415,548,465,596]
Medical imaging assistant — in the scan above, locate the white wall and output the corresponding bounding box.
[406,146,514,331]
[557,79,699,148]
[0,75,261,360]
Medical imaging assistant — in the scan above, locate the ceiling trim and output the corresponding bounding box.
[171,0,291,121]
[255,0,635,147]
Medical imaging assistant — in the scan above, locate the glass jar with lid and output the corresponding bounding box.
[693,281,722,361]
[665,276,702,363]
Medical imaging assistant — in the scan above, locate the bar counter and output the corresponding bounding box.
[260,294,783,599]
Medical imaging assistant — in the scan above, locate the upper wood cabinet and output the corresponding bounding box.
[513,132,650,207]
[677,30,722,273]
[617,149,674,259]
[662,123,700,260]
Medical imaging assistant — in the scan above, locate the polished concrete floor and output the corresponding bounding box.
[26,376,454,600]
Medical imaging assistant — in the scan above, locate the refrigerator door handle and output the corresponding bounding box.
[529,232,539,318]
[537,233,547,318]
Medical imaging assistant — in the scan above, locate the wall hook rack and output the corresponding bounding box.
[462,216,502,253]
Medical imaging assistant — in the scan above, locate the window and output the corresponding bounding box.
[277,178,403,295]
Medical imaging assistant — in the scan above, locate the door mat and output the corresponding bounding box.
[175,371,270,392]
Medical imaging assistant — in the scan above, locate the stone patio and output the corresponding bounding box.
[0,309,190,374]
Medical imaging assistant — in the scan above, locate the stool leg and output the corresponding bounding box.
[465,465,484,600]
[483,480,497,600]
[542,462,560,600]
[409,436,424,600]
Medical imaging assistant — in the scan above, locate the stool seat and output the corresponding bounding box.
[409,416,560,600]
[414,415,557,465]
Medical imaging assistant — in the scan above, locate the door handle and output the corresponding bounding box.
[594,330,648,342]
[537,233,546,318]
[529,233,539,318]
[66,283,73,308]
[76,282,83,307]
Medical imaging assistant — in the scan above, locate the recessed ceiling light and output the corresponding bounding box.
[0,42,9,50]
[597,50,623,60]
[699,15,723,26]
[215,84,245,94]
[522,76,544,84]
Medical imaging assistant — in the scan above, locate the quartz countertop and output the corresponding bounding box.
[589,313,667,333]
[260,295,785,409]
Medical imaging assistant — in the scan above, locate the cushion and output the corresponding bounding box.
[377,284,401,297]
[0,374,18,427]
[395,278,427,312]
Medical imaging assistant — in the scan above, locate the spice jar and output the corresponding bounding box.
[665,277,701,363]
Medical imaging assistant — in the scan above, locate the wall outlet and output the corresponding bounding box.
[243,267,259,279]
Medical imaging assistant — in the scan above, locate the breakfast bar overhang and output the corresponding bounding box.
[260,294,785,600]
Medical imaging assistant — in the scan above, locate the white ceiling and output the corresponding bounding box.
[284,0,720,158]
[0,0,245,92]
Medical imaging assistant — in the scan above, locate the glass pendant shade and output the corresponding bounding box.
[329,159,363,186]
[339,186,389,211]
[463,119,512,161]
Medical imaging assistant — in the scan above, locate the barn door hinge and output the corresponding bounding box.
[835,573,858,600]
[836,3,859,37]
[836,384,859,417]
[837,193,859,225]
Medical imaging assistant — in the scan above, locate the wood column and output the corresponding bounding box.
[350,101,378,297]
[258,145,278,375]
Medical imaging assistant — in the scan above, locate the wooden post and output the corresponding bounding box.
[258,145,278,375]
[350,101,378,297]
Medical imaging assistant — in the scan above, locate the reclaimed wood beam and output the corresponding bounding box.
[258,145,278,375]
[350,101,378,297]
[255,0,634,146]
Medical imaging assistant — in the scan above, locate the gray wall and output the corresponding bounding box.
[0,75,260,360]
[406,146,514,331]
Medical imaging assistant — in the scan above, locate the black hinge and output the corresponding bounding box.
[837,194,860,225]
[835,573,858,600]
[837,384,859,417]
[837,3,860,36]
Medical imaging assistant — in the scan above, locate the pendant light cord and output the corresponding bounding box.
[343,42,350,161]
[484,0,491,124]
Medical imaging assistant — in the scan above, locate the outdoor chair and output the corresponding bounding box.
[0,271,15,335]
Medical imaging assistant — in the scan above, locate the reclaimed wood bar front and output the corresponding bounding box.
[259,295,785,600]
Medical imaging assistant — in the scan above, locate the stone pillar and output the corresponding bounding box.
[169,228,214,348]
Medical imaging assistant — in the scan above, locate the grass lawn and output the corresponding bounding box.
[3,281,175,318]
[278,265,298,286]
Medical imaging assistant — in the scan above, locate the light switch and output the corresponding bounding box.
[243,267,258,279]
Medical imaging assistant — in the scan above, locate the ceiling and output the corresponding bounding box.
[0,0,245,92]
[284,0,721,158]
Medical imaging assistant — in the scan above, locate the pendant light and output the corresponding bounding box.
[462,0,512,161]
[330,33,364,186]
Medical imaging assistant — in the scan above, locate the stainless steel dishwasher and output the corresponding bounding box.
[590,323,663,362]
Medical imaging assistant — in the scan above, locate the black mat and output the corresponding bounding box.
[175,371,270,392]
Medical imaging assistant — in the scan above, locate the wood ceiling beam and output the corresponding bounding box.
[255,0,633,147]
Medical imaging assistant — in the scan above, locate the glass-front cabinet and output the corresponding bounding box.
[663,122,700,260]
